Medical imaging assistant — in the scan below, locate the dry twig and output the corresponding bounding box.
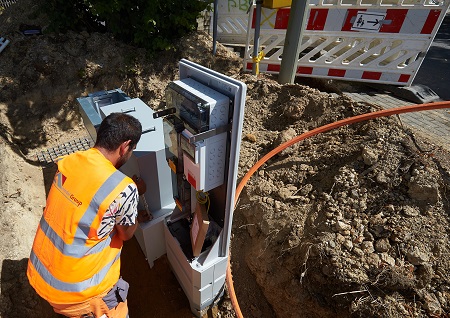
[332,290,368,297]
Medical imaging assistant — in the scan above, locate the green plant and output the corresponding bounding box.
[45,0,212,53]
[44,0,104,33]
[77,68,87,79]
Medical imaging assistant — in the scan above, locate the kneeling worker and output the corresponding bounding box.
[27,112,146,318]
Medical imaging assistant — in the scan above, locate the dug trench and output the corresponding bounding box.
[1,1,450,317]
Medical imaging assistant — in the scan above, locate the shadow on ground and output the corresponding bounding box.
[0,244,195,318]
[0,258,58,317]
[121,237,196,318]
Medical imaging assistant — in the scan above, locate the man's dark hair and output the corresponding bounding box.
[95,113,142,151]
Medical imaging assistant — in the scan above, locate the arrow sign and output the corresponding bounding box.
[351,12,386,32]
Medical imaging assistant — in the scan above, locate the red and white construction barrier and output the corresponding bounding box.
[243,0,450,85]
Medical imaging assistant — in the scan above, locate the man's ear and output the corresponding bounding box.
[119,140,132,156]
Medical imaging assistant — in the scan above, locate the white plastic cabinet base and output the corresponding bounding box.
[134,203,175,268]
[163,219,227,313]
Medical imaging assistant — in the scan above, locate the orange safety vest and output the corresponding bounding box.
[27,148,134,304]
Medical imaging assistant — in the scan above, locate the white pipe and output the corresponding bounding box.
[0,38,10,54]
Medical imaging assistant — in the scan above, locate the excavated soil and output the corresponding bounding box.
[1,1,450,317]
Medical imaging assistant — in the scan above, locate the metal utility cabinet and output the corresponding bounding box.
[77,90,175,268]
[160,60,246,315]
[77,59,247,316]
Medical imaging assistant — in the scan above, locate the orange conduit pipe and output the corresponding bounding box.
[226,100,450,318]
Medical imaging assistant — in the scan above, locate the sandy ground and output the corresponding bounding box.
[1,1,450,318]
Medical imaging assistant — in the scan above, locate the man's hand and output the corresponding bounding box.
[132,175,147,195]
[115,223,138,241]
[137,209,153,223]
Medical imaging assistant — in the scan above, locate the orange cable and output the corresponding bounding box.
[227,100,450,318]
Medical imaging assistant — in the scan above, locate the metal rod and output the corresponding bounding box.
[142,126,156,134]
[188,124,231,143]
[213,0,218,55]
[0,38,9,54]
[252,1,262,75]
[94,101,101,115]
[121,107,135,113]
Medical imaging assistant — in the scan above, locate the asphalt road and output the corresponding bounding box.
[413,13,450,101]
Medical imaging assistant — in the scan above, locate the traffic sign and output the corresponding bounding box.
[351,12,387,32]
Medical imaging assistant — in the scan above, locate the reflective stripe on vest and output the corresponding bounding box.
[38,215,116,256]
[36,170,124,257]
[29,250,121,292]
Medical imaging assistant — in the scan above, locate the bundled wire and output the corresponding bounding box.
[196,190,210,213]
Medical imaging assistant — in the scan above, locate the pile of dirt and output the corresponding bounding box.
[1,1,450,317]
[237,79,450,317]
